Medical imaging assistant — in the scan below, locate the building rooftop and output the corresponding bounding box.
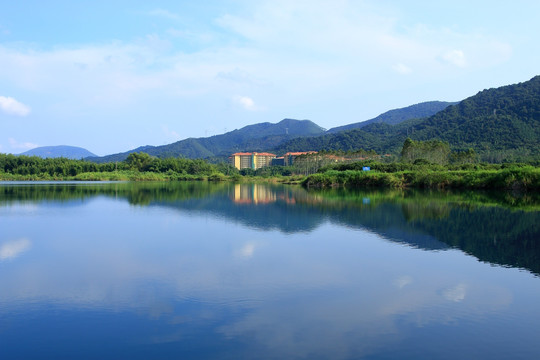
[231,152,276,157]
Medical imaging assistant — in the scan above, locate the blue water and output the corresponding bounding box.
[1,182,539,359]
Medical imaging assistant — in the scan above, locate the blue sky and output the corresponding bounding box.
[1,0,539,156]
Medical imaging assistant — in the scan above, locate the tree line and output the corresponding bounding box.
[0,152,232,178]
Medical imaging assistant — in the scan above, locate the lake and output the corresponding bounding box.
[1,181,540,359]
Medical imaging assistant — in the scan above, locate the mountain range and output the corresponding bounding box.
[88,118,326,163]
[20,75,540,162]
[89,100,455,163]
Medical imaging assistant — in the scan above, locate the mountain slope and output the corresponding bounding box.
[89,119,325,163]
[275,76,540,161]
[327,101,456,133]
[408,76,540,159]
[20,146,96,159]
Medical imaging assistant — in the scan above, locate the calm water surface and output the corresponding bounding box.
[1,182,540,359]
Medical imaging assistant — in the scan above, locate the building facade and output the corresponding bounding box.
[230,152,277,170]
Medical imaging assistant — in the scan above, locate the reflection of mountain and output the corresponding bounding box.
[2,182,540,276]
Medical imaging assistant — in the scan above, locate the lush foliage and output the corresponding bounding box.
[400,138,451,164]
[0,152,223,181]
[277,76,540,162]
[303,162,540,191]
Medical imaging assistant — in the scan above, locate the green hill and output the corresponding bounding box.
[408,76,540,161]
[275,76,540,162]
[327,101,456,133]
[89,119,325,163]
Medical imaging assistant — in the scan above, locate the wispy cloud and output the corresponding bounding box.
[8,138,38,151]
[149,8,182,21]
[440,49,467,68]
[0,96,31,116]
[161,125,181,141]
[392,63,412,75]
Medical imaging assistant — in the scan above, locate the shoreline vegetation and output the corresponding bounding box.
[1,150,539,191]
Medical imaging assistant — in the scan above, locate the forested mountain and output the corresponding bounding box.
[89,119,325,163]
[20,146,96,159]
[275,76,540,161]
[88,75,540,163]
[406,76,540,161]
[327,101,456,133]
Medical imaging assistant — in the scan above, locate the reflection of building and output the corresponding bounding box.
[284,152,318,166]
[232,184,277,204]
[230,152,277,170]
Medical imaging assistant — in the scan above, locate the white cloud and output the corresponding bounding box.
[0,238,31,261]
[8,138,38,151]
[0,96,31,116]
[392,63,412,75]
[233,95,259,111]
[440,49,467,68]
[0,1,520,153]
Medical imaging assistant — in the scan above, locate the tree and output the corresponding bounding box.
[126,152,153,171]
[401,138,450,165]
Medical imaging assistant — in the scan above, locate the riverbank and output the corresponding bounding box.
[0,170,307,184]
[2,162,540,191]
[302,166,540,190]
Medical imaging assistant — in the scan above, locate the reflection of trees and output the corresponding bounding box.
[0,182,226,206]
[401,202,451,221]
[2,182,540,276]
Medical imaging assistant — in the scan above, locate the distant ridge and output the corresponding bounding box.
[89,118,325,163]
[327,101,457,133]
[20,145,96,159]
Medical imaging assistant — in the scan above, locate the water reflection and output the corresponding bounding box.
[1,182,540,359]
[0,238,31,261]
[1,182,540,276]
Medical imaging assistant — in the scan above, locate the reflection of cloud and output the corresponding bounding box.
[443,283,467,302]
[393,275,413,289]
[0,238,31,260]
[237,242,256,258]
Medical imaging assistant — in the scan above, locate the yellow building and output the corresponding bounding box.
[230,152,276,170]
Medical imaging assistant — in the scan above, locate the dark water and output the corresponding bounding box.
[1,181,540,359]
